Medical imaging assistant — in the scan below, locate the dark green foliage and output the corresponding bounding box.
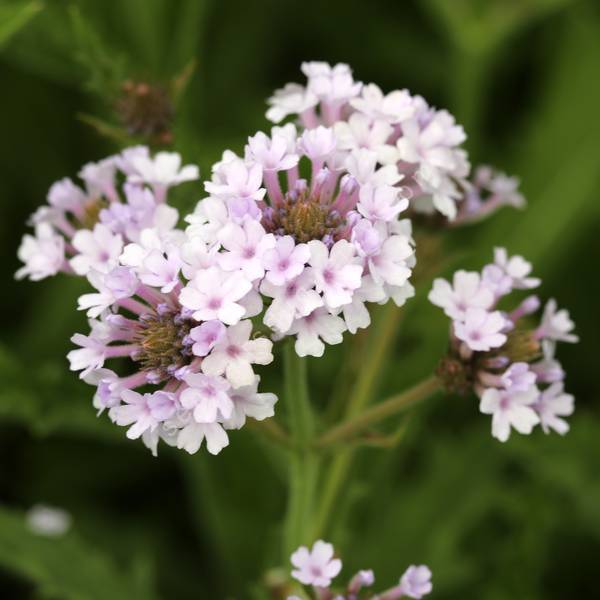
[0,0,599,597]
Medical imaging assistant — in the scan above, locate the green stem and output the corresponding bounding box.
[283,342,320,559]
[451,47,490,156]
[346,303,403,417]
[315,376,441,448]
[311,302,401,539]
[247,417,291,447]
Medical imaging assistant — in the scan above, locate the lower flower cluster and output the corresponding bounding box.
[14,147,280,456]
[68,256,277,455]
[288,540,432,600]
[429,248,577,441]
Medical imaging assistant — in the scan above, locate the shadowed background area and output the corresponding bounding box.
[1,0,599,598]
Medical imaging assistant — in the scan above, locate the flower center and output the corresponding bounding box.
[78,197,109,230]
[494,329,541,363]
[226,344,241,358]
[323,268,335,284]
[201,384,216,397]
[133,309,192,380]
[208,297,222,310]
[263,189,343,244]
[499,396,511,410]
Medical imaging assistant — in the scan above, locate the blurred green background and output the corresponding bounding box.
[1,0,600,598]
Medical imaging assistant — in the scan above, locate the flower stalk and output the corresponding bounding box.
[247,418,291,447]
[283,342,320,559]
[315,375,441,448]
[311,302,402,539]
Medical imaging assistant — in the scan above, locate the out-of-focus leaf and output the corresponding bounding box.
[0,344,118,441]
[422,0,579,147]
[167,0,213,75]
[423,0,576,53]
[0,505,157,600]
[0,4,84,84]
[170,59,197,106]
[68,5,125,95]
[77,113,135,146]
[109,0,166,73]
[0,0,43,50]
[178,432,285,597]
[339,416,600,599]
[474,5,600,271]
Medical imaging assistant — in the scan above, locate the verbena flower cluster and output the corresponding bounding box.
[15,62,573,458]
[183,120,416,357]
[15,59,582,596]
[16,147,198,281]
[288,540,432,599]
[17,147,277,456]
[176,61,526,359]
[429,248,578,442]
[266,61,523,222]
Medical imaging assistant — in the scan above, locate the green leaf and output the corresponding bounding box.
[0,505,157,600]
[0,1,43,50]
[77,112,136,146]
[337,416,600,598]
[423,0,575,54]
[109,0,166,73]
[68,4,125,96]
[474,5,600,272]
[170,59,197,106]
[178,430,286,597]
[0,343,119,441]
[167,0,213,75]
[422,0,578,145]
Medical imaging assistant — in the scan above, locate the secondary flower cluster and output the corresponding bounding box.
[266,61,523,223]
[183,121,416,357]
[452,165,525,225]
[429,248,577,442]
[16,146,199,282]
[18,148,278,456]
[288,540,432,600]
